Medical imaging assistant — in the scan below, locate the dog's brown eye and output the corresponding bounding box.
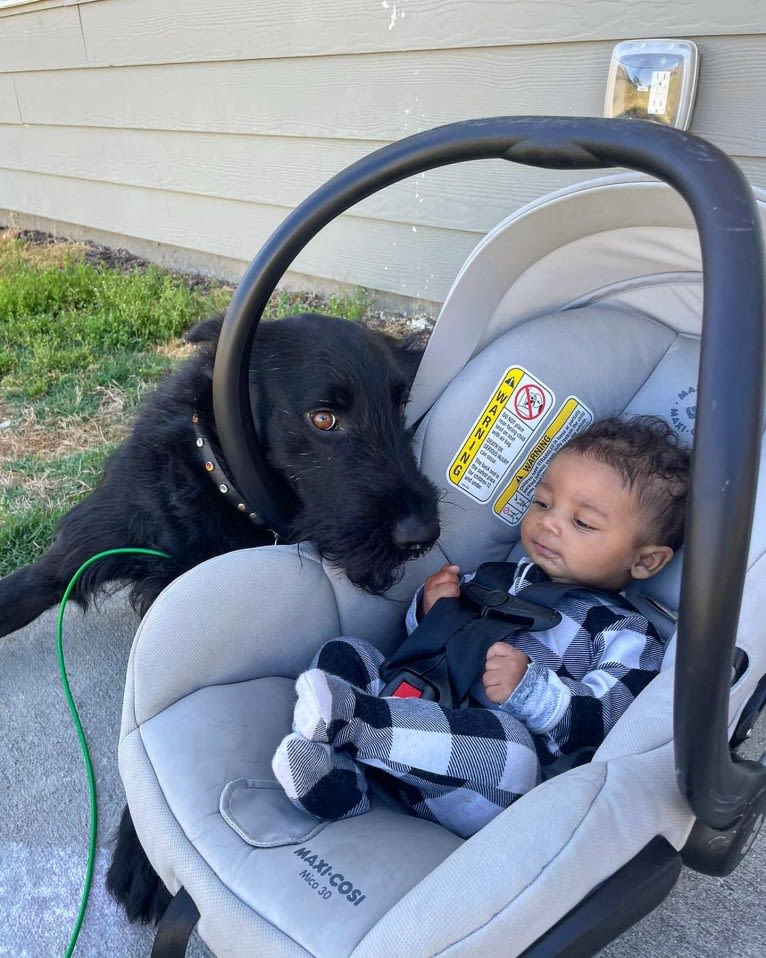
[308,410,337,431]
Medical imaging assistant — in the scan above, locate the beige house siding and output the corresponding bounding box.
[1,0,765,302]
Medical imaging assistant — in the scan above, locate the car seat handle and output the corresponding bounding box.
[213,116,765,833]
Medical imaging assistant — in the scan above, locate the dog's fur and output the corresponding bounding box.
[0,312,440,638]
[1,311,441,925]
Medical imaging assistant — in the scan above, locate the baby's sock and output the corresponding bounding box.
[293,668,416,766]
[292,668,360,743]
[272,732,370,821]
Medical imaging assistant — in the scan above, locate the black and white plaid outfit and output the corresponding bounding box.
[281,558,665,838]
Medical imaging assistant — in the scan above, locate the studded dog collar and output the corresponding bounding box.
[191,411,276,537]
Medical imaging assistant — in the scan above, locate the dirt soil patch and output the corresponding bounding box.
[0,386,133,463]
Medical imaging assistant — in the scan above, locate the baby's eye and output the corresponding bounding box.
[532,498,549,510]
[573,517,596,531]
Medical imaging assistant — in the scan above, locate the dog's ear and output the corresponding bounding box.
[185,314,225,345]
[379,331,427,387]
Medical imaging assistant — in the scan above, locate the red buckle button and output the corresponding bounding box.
[391,679,424,698]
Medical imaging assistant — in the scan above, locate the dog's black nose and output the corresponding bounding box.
[393,514,440,558]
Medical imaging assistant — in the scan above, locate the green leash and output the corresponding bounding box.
[57,547,170,957]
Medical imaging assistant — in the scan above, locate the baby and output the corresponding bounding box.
[273,415,690,837]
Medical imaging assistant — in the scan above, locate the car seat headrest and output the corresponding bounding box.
[414,295,700,619]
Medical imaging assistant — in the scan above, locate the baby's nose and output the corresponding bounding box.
[539,510,561,533]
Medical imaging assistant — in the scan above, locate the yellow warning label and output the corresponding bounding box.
[493,397,593,525]
[448,368,520,482]
[447,367,554,504]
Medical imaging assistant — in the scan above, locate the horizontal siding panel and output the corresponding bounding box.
[735,158,766,193]
[4,123,764,229]
[0,123,604,232]
[690,38,766,156]
[0,168,480,300]
[0,76,19,121]
[8,43,638,136]
[1,1,763,72]
[81,0,766,67]
[12,37,766,157]
[0,0,99,14]
[0,6,86,72]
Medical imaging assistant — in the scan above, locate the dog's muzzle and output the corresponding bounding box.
[393,514,440,561]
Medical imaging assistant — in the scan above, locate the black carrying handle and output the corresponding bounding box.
[212,116,766,833]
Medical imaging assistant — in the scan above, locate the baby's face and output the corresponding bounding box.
[520,450,648,591]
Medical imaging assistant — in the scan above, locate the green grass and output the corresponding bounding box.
[267,285,374,321]
[0,232,376,575]
[0,236,231,415]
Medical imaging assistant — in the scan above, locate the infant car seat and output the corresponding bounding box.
[117,118,766,957]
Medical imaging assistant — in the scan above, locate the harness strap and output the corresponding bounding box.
[380,599,514,705]
[380,562,581,708]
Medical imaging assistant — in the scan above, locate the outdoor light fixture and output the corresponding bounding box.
[604,39,700,130]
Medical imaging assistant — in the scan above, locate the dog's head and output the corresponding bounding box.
[238,313,441,593]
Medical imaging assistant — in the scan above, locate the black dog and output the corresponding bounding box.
[0,312,440,639]
[1,310,441,926]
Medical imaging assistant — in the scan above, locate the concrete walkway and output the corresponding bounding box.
[1,591,763,957]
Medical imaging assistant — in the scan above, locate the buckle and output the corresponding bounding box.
[380,670,439,700]
[460,580,561,631]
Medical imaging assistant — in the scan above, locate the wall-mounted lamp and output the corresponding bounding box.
[604,39,700,130]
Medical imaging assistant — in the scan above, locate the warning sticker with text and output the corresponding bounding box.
[493,397,593,525]
[447,367,554,503]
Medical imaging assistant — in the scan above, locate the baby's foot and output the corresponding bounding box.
[293,668,358,743]
[272,732,369,820]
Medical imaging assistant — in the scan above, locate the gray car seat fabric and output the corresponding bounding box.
[118,177,766,957]
[408,174,706,421]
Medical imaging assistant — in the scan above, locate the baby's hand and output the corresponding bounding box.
[482,642,530,704]
[421,564,461,616]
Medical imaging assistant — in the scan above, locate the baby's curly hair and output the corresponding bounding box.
[562,415,690,551]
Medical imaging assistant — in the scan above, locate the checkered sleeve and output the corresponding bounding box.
[500,606,665,757]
